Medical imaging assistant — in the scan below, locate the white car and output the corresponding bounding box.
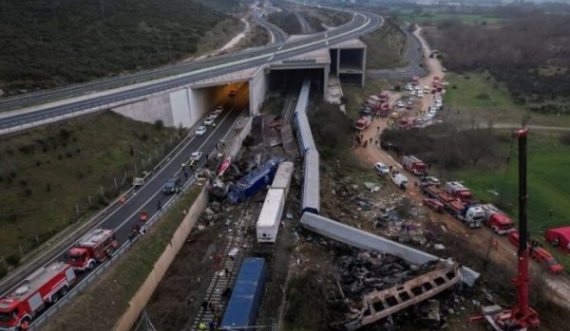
[195,126,207,136]
[190,151,203,161]
[374,162,390,176]
[391,173,408,190]
[204,116,215,126]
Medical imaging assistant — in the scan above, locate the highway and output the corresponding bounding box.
[0,8,382,329]
[0,12,382,134]
[0,84,248,294]
[0,12,353,113]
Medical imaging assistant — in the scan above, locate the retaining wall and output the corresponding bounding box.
[113,187,209,331]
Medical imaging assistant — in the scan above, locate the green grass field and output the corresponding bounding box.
[0,112,180,265]
[396,10,502,25]
[454,132,570,269]
[443,72,570,127]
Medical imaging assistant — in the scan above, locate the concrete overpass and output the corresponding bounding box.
[0,11,380,135]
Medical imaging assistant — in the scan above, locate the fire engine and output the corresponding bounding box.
[0,262,76,330]
[66,228,118,271]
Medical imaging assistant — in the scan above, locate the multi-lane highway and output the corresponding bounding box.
[0,12,382,134]
[0,7,383,329]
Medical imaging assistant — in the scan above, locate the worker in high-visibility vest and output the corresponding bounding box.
[198,322,207,330]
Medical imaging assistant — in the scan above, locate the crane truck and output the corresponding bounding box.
[0,262,77,330]
[66,228,119,271]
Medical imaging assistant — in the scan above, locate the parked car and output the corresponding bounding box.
[204,116,215,126]
[420,176,440,186]
[195,126,207,136]
[163,177,181,195]
[374,162,390,176]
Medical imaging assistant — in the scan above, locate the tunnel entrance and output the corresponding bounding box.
[268,68,325,98]
[186,81,249,127]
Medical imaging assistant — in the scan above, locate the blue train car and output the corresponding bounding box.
[302,148,320,214]
[220,257,267,330]
[228,159,281,204]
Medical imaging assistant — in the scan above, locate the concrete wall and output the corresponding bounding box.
[249,68,268,116]
[113,187,209,331]
[112,94,174,126]
[170,89,192,128]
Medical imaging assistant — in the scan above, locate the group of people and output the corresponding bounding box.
[355,133,379,149]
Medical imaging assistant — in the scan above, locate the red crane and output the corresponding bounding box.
[482,129,540,330]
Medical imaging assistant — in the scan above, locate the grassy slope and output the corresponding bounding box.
[0,112,179,261]
[0,0,238,94]
[444,72,570,127]
[343,78,390,120]
[455,133,570,269]
[43,186,202,331]
[362,22,407,70]
[397,10,502,25]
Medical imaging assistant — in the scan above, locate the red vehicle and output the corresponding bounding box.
[421,183,484,228]
[377,103,391,117]
[508,232,563,274]
[487,213,515,235]
[0,262,77,330]
[545,226,570,251]
[398,117,418,130]
[444,181,473,203]
[354,116,372,131]
[423,198,444,213]
[402,155,428,176]
[378,91,390,102]
[66,228,118,271]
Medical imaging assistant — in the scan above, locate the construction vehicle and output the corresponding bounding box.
[402,155,428,176]
[66,228,119,271]
[444,181,473,203]
[481,129,541,331]
[480,204,515,235]
[0,262,77,330]
[421,184,483,228]
[354,116,372,131]
[507,232,563,274]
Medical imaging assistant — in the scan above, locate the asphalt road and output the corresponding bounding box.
[0,12,381,134]
[0,86,248,297]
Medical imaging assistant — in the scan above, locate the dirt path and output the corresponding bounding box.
[354,26,570,311]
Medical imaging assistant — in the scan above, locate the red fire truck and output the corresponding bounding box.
[0,262,76,330]
[508,232,563,274]
[66,228,119,271]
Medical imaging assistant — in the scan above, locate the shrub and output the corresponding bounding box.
[560,133,570,145]
[154,120,164,130]
[6,254,20,267]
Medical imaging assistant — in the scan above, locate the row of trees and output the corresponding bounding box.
[0,0,236,94]
[428,12,570,102]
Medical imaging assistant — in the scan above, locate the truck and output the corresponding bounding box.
[354,116,372,131]
[220,258,266,330]
[271,161,294,196]
[66,228,119,271]
[256,188,285,244]
[444,181,473,203]
[402,155,428,176]
[421,184,483,228]
[377,103,391,117]
[480,204,515,235]
[0,262,77,330]
[227,159,281,204]
[508,232,563,274]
